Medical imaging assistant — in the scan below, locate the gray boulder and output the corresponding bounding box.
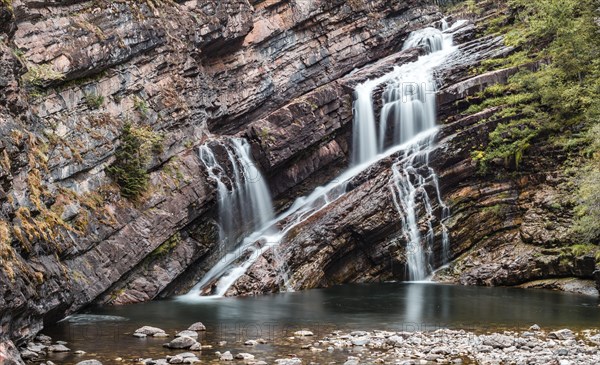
[187,322,206,331]
[548,329,575,340]
[76,361,103,365]
[175,330,198,338]
[48,344,70,352]
[135,326,166,336]
[164,336,197,349]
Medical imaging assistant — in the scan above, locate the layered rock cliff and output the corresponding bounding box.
[1,0,599,362]
[0,0,444,353]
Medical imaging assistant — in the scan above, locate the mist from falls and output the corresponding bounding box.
[181,20,462,300]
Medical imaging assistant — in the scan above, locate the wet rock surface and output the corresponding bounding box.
[164,336,198,350]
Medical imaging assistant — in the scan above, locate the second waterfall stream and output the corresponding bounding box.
[181,20,464,300]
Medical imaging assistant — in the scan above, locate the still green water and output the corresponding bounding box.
[44,283,600,364]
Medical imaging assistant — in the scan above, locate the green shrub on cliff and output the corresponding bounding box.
[22,63,64,87]
[572,126,600,244]
[84,92,105,109]
[468,0,600,244]
[471,0,600,174]
[107,122,163,199]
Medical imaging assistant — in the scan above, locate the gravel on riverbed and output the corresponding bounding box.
[28,326,600,365]
[307,328,600,365]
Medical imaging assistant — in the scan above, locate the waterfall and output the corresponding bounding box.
[181,20,463,300]
[441,18,449,31]
[348,23,459,280]
[181,132,439,301]
[378,65,437,150]
[198,138,274,251]
[403,27,447,53]
[352,82,380,165]
[389,137,450,280]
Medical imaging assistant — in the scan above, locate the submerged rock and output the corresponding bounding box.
[26,343,46,353]
[235,353,255,360]
[588,334,600,344]
[168,355,199,365]
[19,349,39,360]
[294,331,314,337]
[274,358,302,365]
[177,353,196,359]
[219,351,234,361]
[168,356,184,364]
[144,360,168,365]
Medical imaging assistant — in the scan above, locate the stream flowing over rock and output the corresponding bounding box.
[1,0,599,360]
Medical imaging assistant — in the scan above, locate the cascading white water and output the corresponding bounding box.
[181,20,463,300]
[198,138,274,251]
[352,82,380,165]
[378,68,437,150]
[383,24,458,280]
[441,18,449,31]
[348,22,461,280]
[403,27,447,53]
[389,137,450,281]
[355,22,455,156]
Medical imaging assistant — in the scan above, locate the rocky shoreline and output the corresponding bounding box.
[19,323,600,365]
